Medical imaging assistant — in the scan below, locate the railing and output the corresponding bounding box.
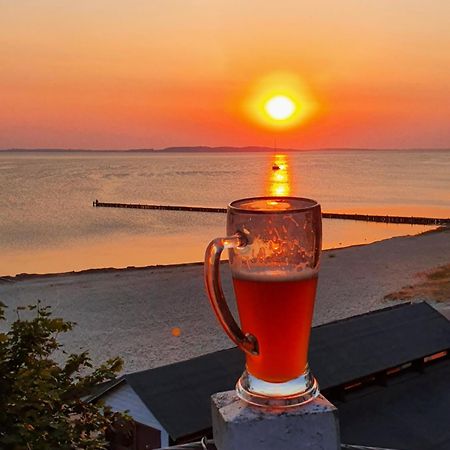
[157,438,400,450]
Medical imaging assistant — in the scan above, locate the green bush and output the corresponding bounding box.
[0,301,129,449]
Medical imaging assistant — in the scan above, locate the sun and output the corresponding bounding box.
[264,95,296,121]
[243,72,318,130]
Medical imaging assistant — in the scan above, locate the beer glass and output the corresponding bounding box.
[204,196,321,407]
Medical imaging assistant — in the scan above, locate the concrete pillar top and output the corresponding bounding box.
[211,391,340,450]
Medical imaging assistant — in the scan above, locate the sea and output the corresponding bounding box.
[0,149,449,276]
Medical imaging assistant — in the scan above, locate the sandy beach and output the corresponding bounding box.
[1,228,449,374]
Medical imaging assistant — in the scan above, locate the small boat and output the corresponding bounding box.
[272,164,280,170]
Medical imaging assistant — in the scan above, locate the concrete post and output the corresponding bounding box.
[212,391,340,450]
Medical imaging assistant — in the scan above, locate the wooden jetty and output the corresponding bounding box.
[92,200,450,226]
[93,200,226,214]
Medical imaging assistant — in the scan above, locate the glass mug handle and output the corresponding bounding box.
[204,233,259,356]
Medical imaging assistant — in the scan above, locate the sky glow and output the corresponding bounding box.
[0,1,449,149]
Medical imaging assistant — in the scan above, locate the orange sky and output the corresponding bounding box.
[1,1,449,149]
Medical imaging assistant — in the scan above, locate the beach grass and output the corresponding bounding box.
[385,264,450,302]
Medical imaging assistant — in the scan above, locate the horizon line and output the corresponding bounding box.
[1,146,450,153]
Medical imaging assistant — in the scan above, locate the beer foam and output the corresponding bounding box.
[238,199,292,211]
[232,266,318,283]
[232,197,318,212]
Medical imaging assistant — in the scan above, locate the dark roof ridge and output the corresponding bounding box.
[313,302,413,329]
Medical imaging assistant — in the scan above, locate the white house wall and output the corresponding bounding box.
[103,382,169,447]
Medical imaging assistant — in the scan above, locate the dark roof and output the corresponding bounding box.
[337,358,450,450]
[309,301,450,388]
[97,302,450,442]
[84,377,124,403]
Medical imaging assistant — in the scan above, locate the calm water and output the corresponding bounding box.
[0,150,449,276]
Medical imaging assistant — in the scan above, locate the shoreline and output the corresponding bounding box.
[1,226,446,281]
[0,261,206,282]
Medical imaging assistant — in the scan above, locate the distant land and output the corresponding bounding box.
[1,146,449,153]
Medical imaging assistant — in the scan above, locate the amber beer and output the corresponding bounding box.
[233,271,318,383]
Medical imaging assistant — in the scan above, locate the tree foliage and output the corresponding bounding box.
[0,301,129,449]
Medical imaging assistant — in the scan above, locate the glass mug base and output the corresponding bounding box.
[236,366,319,408]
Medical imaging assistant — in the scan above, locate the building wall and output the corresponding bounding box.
[103,382,170,448]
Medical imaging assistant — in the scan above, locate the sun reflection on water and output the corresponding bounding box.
[266,154,291,197]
